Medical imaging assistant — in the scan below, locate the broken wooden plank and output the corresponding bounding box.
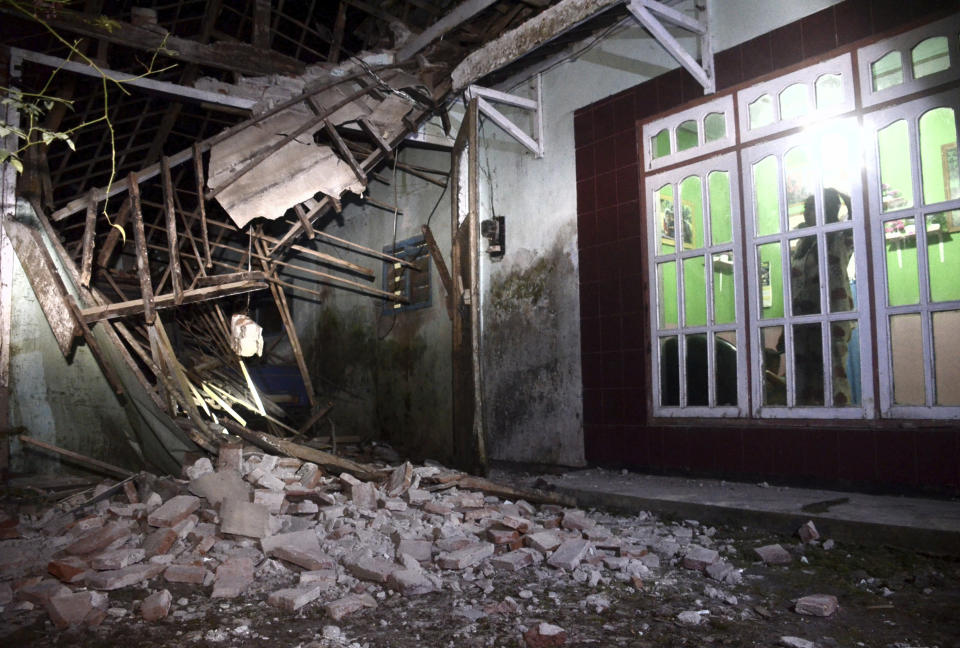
[79,191,96,287]
[96,197,130,268]
[17,434,133,479]
[161,156,184,305]
[323,119,365,184]
[427,473,576,508]
[397,0,499,60]
[2,217,78,356]
[293,204,315,240]
[297,402,334,436]
[1,6,305,76]
[127,172,155,325]
[358,117,394,159]
[422,224,454,320]
[451,0,622,91]
[194,271,266,288]
[221,419,383,480]
[192,143,213,270]
[79,279,269,323]
[328,1,347,63]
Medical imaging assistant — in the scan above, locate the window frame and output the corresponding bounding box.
[645,152,748,417]
[740,119,875,419]
[642,95,736,172]
[736,54,856,143]
[863,88,960,418]
[857,13,960,108]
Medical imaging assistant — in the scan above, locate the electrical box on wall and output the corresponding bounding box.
[481,215,505,259]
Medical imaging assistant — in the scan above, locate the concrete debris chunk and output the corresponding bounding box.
[140,588,172,621]
[220,499,271,539]
[547,538,591,571]
[189,470,250,505]
[385,462,413,497]
[798,521,820,543]
[677,609,709,625]
[66,521,131,555]
[437,542,494,570]
[451,492,485,509]
[45,591,108,629]
[525,530,562,553]
[424,501,453,515]
[351,482,379,510]
[389,568,436,596]
[164,564,206,584]
[217,443,244,473]
[524,621,567,647]
[211,556,255,599]
[254,489,286,514]
[325,593,377,621]
[90,548,145,571]
[256,471,286,491]
[490,548,541,571]
[500,515,533,533]
[143,528,179,558]
[345,555,399,583]
[18,580,72,605]
[561,510,595,531]
[755,544,792,565]
[47,557,89,583]
[682,545,720,571]
[184,457,214,481]
[147,495,201,528]
[405,488,431,505]
[262,529,335,570]
[299,569,337,586]
[781,637,818,648]
[396,538,433,563]
[86,563,164,590]
[268,583,325,611]
[795,593,839,616]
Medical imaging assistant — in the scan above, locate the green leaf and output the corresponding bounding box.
[65,137,76,151]
[0,125,9,138]
[11,157,23,174]
[42,131,55,146]
[0,150,8,164]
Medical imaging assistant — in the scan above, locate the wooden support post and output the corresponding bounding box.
[128,172,155,325]
[293,204,315,240]
[323,119,366,184]
[79,191,96,287]
[358,117,394,159]
[254,236,318,410]
[193,143,213,269]
[329,1,347,63]
[422,224,454,320]
[253,0,271,50]
[96,197,130,268]
[161,156,184,305]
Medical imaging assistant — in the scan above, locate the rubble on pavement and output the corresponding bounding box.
[0,449,851,644]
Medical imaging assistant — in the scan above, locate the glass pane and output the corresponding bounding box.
[793,322,824,406]
[831,320,860,406]
[872,50,903,92]
[757,242,783,319]
[709,171,732,245]
[761,326,786,406]
[749,94,775,129]
[919,107,958,205]
[652,128,671,159]
[884,216,920,306]
[715,331,738,406]
[820,123,853,204]
[686,334,708,406]
[658,260,678,328]
[815,74,843,109]
[927,210,960,302]
[655,184,675,254]
[878,120,914,212]
[912,36,950,79]
[784,146,815,230]
[779,83,809,121]
[712,252,736,324]
[677,120,698,152]
[660,336,679,406]
[704,112,726,142]
[890,313,925,405]
[790,235,821,316]
[827,229,857,312]
[683,256,707,327]
[933,310,960,405]
[753,155,781,236]
[679,175,703,248]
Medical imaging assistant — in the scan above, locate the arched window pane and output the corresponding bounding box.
[749,94,775,129]
[676,120,699,152]
[872,51,903,91]
[919,107,958,205]
[912,36,950,79]
[815,74,843,109]
[652,128,671,159]
[704,112,726,142]
[779,83,809,121]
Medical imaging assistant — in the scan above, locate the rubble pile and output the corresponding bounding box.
[0,450,847,646]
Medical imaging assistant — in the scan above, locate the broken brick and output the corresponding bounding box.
[755,544,792,565]
[147,495,201,528]
[164,563,206,584]
[795,593,839,616]
[220,499,270,539]
[140,588,172,621]
[324,593,377,621]
[437,542,494,570]
[66,521,131,556]
[268,583,325,611]
[547,539,591,571]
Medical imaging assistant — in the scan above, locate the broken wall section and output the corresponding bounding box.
[292,145,453,462]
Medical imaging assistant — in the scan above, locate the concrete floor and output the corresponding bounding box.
[500,468,960,556]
